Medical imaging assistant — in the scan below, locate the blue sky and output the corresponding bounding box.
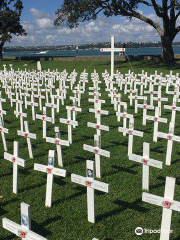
[7,1,180,46]
[21,0,62,21]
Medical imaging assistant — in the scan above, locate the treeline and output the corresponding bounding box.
[4,41,180,52]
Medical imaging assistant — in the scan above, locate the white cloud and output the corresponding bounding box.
[35,18,54,29]
[30,8,51,19]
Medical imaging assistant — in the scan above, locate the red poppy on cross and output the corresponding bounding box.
[46,168,52,174]
[19,231,26,238]
[168,135,172,140]
[94,149,98,154]
[164,201,171,209]
[86,181,91,187]
[142,159,148,165]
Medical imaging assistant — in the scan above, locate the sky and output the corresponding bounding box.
[7,0,180,46]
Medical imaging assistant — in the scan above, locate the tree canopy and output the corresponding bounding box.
[0,0,26,46]
[54,1,180,62]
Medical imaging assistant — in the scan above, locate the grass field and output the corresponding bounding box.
[1,58,180,240]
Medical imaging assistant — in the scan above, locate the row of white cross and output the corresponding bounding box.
[1,63,180,240]
[101,67,180,240]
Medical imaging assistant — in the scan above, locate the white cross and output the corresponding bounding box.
[144,88,158,106]
[156,122,180,165]
[113,96,126,122]
[2,202,47,239]
[4,141,26,194]
[142,177,180,240]
[14,102,27,132]
[164,97,180,126]
[34,150,66,207]
[100,35,125,79]
[45,96,57,124]
[83,134,110,178]
[118,117,144,155]
[137,99,154,125]
[26,94,38,121]
[72,88,83,107]
[21,92,30,109]
[71,160,109,223]
[87,120,109,138]
[130,92,144,114]
[12,93,23,118]
[107,88,118,104]
[0,117,8,151]
[0,92,6,120]
[116,105,133,136]
[153,93,168,116]
[36,107,52,138]
[34,90,45,111]
[127,89,138,106]
[46,127,69,167]
[146,107,167,142]
[66,104,82,129]
[54,89,63,113]
[60,109,78,144]
[0,105,6,125]
[17,121,36,159]
[89,103,109,127]
[129,142,162,190]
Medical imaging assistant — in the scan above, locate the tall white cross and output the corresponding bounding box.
[100,35,125,79]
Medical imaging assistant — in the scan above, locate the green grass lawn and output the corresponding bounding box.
[1,59,180,240]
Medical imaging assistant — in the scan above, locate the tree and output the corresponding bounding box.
[0,0,26,59]
[54,0,180,62]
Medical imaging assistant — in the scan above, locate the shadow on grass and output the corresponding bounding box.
[111,164,138,175]
[97,198,149,223]
[150,145,165,154]
[54,186,86,205]
[19,182,45,193]
[66,155,87,166]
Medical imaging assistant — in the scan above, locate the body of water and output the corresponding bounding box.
[3,46,180,57]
